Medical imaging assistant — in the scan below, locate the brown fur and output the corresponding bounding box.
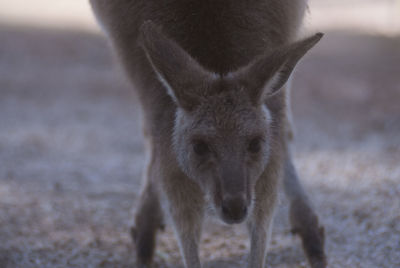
[90,1,326,267]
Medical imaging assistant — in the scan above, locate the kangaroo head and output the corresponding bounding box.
[140,21,322,224]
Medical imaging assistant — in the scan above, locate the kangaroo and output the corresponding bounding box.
[90,1,326,267]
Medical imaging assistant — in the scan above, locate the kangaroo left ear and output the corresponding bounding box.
[139,21,216,111]
[234,33,323,105]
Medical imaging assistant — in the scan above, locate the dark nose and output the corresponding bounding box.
[221,196,248,223]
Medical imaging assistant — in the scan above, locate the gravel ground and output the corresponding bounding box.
[0,22,399,268]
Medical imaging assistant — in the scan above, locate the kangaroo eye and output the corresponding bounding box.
[248,138,262,153]
[193,140,210,156]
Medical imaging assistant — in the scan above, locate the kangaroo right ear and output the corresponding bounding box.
[233,33,323,105]
[140,21,214,111]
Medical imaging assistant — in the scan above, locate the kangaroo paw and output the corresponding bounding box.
[290,199,327,268]
[130,224,158,268]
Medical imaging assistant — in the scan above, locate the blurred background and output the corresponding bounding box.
[0,0,399,267]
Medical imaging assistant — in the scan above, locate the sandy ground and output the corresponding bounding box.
[1,3,400,268]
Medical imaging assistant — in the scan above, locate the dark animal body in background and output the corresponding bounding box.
[90,0,327,267]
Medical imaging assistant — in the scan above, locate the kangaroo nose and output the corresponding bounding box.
[221,196,248,223]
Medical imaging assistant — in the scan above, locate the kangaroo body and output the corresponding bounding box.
[90,1,326,267]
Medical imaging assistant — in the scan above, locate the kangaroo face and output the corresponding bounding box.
[140,21,322,224]
[173,87,271,223]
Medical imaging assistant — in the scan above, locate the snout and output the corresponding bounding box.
[221,196,248,224]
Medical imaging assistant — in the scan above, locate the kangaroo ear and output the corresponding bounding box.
[140,21,213,110]
[235,33,323,105]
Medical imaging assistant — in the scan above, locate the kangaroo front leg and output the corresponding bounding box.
[175,225,202,268]
[165,175,204,268]
[248,214,274,268]
[282,137,327,267]
[248,183,277,268]
[284,155,326,268]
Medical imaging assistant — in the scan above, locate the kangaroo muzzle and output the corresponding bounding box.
[219,164,249,224]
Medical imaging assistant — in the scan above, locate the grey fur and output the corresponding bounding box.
[90,1,326,267]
